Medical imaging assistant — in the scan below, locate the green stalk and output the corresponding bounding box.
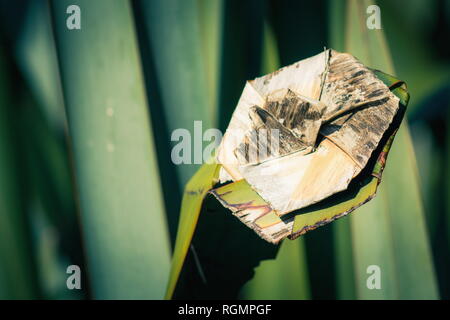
[51,0,171,299]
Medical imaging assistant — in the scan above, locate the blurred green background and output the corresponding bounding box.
[0,0,448,300]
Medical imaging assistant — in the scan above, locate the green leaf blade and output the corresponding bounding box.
[51,0,171,299]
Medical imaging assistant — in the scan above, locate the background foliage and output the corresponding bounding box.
[0,0,448,299]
